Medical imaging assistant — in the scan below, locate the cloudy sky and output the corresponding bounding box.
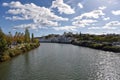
[0,0,120,36]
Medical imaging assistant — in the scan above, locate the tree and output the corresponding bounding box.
[17,32,24,44]
[79,32,82,37]
[24,28,30,43]
[31,33,34,42]
[33,39,39,43]
[13,32,18,44]
[6,32,13,47]
[0,28,7,53]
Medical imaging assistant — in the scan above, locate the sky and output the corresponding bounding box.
[0,0,120,37]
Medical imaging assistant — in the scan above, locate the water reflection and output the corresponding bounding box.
[0,43,120,80]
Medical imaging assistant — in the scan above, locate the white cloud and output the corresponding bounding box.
[85,31,102,35]
[3,1,23,8]
[103,17,110,21]
[5,16,28,20]
[72,19,97,27]
[112,10,120,15]
[7,9,26,15]
[98,6,106,10]
[51,0,75,14]
[72,6,106,28]
[3,1,69,29]
[3,2,9,6]
[88,27,101,29]
[13,20,59,30]
[53,26,77,31]
[89,21,120,30]
[103,21,120,29]
[13,23,54,30]
[77,3,83,8]
[74,8,105,20]
[13,23,38,30]
[39,20,59,27]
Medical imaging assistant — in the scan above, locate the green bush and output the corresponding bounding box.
[7,49,15,57]
[90,43,103,49]
[25,44,31,50]
[0,43,40,62]
[103,46,120,52]
[0,51,11,61]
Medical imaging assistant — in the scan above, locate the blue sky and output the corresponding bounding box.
[0,0,120,37]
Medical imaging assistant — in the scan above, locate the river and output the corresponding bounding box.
[0,43,120,80]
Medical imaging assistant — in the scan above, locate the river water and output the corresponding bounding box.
[0,43,120,80]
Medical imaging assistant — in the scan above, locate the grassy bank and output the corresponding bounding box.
[0,43,40,62]
[72,41,120,53]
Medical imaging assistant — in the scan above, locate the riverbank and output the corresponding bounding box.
[39,32,120,53]
[0,43,40,62]
[40,41,120,53]
[72,41,120,53]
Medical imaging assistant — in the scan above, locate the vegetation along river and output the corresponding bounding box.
[0,43,120,80]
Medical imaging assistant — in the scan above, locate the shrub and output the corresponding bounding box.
[103,46,120,52]
[8,49,15,57]
[0,51,11,61]
[0,43,40,62]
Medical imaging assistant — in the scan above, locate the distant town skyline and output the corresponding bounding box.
[0,0,120,37]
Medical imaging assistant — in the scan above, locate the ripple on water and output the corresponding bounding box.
[89,51,120,80]
[0,43,120,80]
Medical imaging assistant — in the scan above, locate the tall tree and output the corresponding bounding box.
[31,33,34,42]
[0,28,7,53]
[24,28,30,43]
[13,32,18,44]
[17,32,24,44]
[6,32,13,47]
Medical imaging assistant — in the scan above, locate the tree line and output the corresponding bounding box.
[0,28,39,54]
